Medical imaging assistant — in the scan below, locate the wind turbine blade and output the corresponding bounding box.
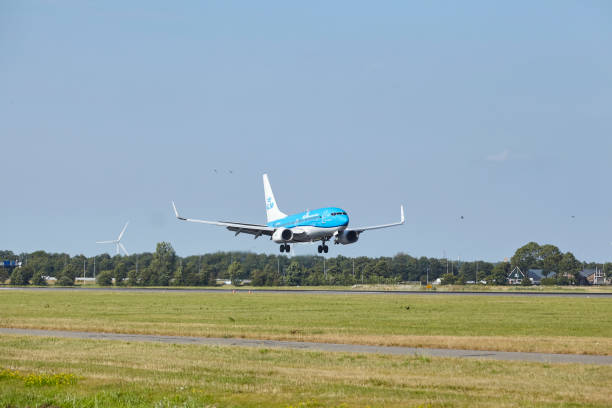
[117,222,129,241]
[119,243,129,256]
[96,240,115,244]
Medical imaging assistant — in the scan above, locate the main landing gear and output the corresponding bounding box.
[279,244,290,253]
[317,243,329,254]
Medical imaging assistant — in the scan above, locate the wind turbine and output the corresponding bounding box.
[96,222,130,256]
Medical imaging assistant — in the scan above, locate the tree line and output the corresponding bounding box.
[1,241,610,287]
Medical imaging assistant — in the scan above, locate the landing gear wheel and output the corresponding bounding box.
[323,245,329,253]
[285,244,290,252]
[280,245,285,253]
[317,245,323,254]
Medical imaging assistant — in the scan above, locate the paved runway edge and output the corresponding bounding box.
[1,327,610,365]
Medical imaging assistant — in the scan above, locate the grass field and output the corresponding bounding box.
[0,335,611,407]
[0,290,610,355]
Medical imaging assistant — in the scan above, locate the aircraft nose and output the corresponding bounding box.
[343,214,349,226]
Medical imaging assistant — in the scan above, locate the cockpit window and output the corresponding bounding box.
[331,212,347,216]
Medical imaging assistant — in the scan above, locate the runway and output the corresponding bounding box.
[1,327,610,365]
[1,286,612,297]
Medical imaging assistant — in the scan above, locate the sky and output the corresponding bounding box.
[1,1,612,262]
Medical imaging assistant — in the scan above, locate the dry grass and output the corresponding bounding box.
[0,335,611,407]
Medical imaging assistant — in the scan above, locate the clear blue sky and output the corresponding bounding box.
[2,1,611,262]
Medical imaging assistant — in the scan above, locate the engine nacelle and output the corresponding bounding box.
[335,230,359,245]
[272,228,293,243]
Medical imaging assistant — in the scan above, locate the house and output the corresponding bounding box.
[507,267,525,285]
[578,269,608,285]
[526,269,556,285]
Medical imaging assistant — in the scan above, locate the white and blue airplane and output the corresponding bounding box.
[172,174,404,254]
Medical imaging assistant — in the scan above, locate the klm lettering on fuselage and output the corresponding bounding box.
[267,208,349,229]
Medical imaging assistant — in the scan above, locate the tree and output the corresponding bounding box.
[9,269,26,285]
[113,262,128,286]
[285,261,304,286]
[228,261,243,286]
[150,242,177,286]
[127,269,139,286]
[31,271,47,286]
[96,271,113,286]
[558,252,580,283]
[171,262,185,286]
[251,269,267,286]
[139,267,156,286]
[58,264,77,282]
[0,268,9,284]
[489,262,509,285]
[511,242,541,272]
[20,265,34,284]
[539,245,562,275]
[440,273,456,285]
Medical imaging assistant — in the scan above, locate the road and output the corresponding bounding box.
[1,327,610,365]
[1,286,611,297]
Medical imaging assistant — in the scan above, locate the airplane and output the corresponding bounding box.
[172,174,404,254]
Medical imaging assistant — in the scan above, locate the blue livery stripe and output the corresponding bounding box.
[267,207,349,229]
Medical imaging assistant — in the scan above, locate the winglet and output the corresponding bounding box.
[172,201,187,220]
[400,205,405,224]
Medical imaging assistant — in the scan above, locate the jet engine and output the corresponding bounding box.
[335,230,359,245]
[272,228,293,243]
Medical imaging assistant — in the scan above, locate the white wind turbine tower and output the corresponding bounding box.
[96,222,130,256]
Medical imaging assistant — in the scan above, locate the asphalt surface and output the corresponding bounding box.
[1,327,610,365]
[2,286,612,297]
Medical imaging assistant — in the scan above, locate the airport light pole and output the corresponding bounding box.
[444,250,448,275]
[324,256,327,281]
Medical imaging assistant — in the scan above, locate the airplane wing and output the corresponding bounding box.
[346,205,405,233]
[172,201,275,237]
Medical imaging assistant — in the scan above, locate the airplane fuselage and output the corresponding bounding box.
[267,207,349,243]
[172,173,403,254]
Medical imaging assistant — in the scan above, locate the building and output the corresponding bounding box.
[578,269,609,285]
[1,260,22,282]
[526,269,556,285]
[507,267,525,285]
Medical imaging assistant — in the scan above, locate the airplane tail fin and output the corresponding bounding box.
[263,174,287,222]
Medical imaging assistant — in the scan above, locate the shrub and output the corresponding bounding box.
[56,275,74,286]
[440,273,456,285]
[9,269,27,285]
[31,271,47,286]
[96,271,113,286]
